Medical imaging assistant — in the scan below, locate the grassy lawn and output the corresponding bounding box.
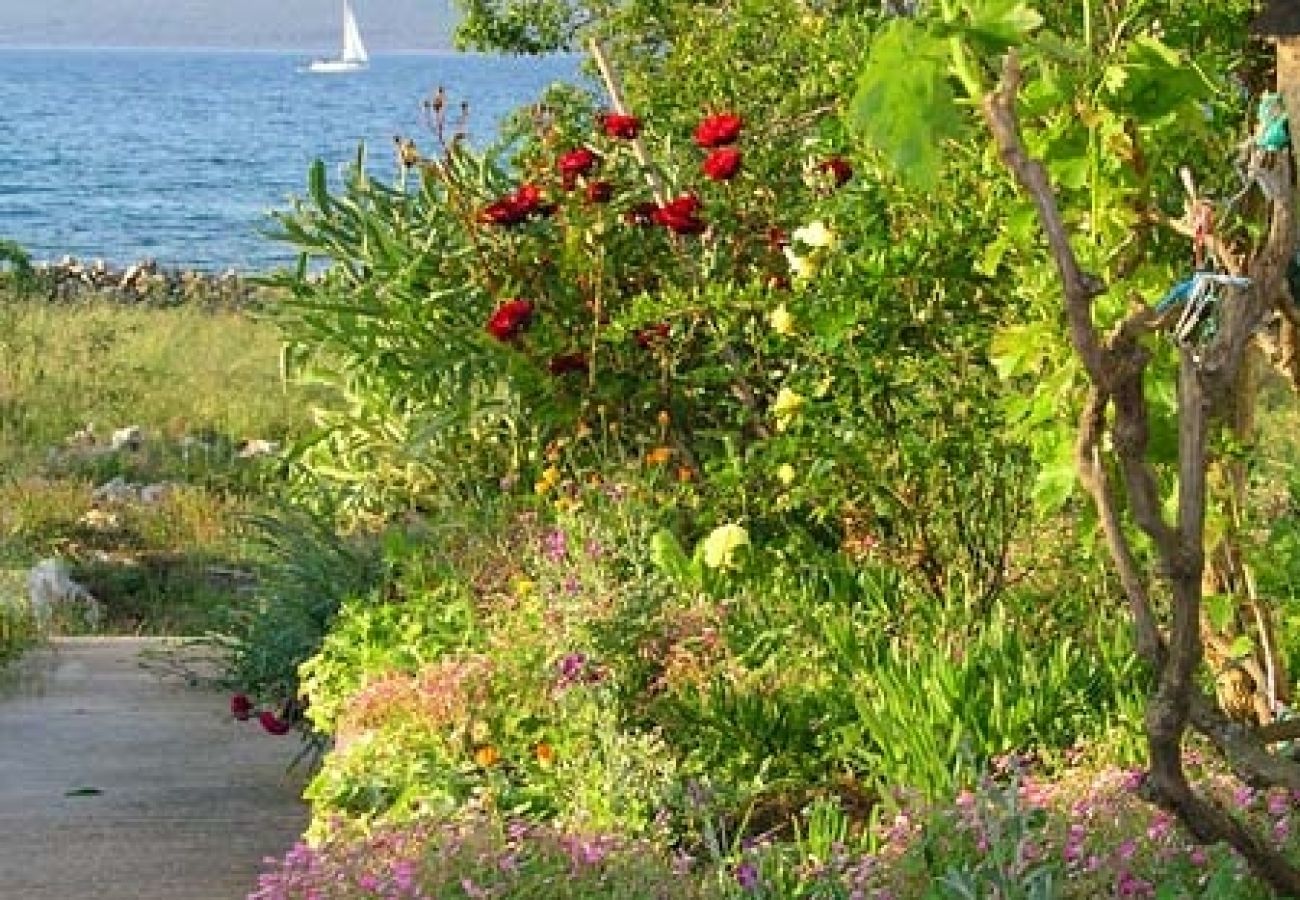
[0,294,313,635]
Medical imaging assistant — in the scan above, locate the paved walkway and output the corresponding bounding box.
[0,638,308,900]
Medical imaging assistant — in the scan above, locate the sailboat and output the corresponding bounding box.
[307,0,369,73]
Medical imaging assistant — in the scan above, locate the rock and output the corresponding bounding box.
[138,483,174,505]
[26,559,102,630]
[236,438,280,459]
[110,425,144,451]
[78,509,121,531]
[66,423,97,447]
[92,476,138,504]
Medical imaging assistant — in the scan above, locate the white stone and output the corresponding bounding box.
[237,439,280,459]
[26,559,102,630]
[110,426,144,451]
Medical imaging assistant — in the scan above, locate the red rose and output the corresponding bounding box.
[694,112,743,148]
[480,197,529,226]
[702,147,742,181]
[635,322,671,348]
[625,201,659,227]
[486,299,535,342]
[818,156,853,187]
[258,710,292,736]
[480,183,553,225]
[585,180,614,204]
[600,112,642,140]
[548,352,590,375]
[652,194,706,235]
[513,183,555,217]
[230,693,253,721]
[557,148,600,190]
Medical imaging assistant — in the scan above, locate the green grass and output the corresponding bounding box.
[0,294,315,635]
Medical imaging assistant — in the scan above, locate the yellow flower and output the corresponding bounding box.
[769,304,796,336]
[776,464,797,486]
[772,387,806,431]
[702,523,750,570]
[474,744,501,767]
[513,577,536,597]
[534,742,556,766]
[534,466,562,495]
[792,220,837,251]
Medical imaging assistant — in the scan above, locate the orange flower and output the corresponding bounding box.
[534,742,556,766]
[474,744,501,767]
[677,466,696,483]
[646,447,674,466]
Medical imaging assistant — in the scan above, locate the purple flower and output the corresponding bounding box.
[558,652,587,682]
[542,528,569,562]
[1121,768,1146,793]
[735,860,761,891]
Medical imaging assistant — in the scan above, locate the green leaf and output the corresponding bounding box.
[960,0,1043,52]
[1105,37,1211,119]
[308,158,330,213]
[649,528,693,583]
[1228,634,1255,661]
[849,21,965,190]
[1204,594,1236,633]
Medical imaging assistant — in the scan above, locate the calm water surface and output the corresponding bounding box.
[0,49,578,269]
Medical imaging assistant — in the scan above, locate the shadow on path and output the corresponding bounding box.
[0,637,307,900]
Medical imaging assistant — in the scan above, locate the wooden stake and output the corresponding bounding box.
[586,38,666,206]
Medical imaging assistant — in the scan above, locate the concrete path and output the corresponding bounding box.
[0,638,308,900]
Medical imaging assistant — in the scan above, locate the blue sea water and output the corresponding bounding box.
[0,49,579,270]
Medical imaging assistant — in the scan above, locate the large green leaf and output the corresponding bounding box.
[849,20,965,190]
[959,0,1043,52]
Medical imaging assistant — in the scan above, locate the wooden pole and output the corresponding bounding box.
[586,38,666,206]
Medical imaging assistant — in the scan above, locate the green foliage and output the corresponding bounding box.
[214,507,384,707]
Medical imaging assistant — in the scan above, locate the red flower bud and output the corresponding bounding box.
[694,112,743,148]
[817,156,853,187]
[258,710,292,736]
[702,147,742,181]
[599,112,641,140]
[625,201,659,227]
[585,180,614,204]
[230,693,253,721]
[548,352,590,376]
[635,322,671,348]
[486,299,535,342]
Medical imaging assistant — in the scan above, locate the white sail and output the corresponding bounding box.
[340,1,369,64]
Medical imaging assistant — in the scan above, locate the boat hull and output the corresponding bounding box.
[306,59,369,73]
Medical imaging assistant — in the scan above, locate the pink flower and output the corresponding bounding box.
[485,299,534,342]
[599,112,641,140]
[258,710,292,736]
[230,693,253,721]
[695,112,743,148]
[702,147,742,181]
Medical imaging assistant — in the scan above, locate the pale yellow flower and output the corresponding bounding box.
[792,220,837,251]
[772,387,806,431]
[702,523,750,570]
[776,464,797,486]
[769,304,796,336]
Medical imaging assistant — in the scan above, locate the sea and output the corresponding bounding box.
[0,49,581,271]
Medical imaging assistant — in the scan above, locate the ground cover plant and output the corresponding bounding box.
[222,0,1300,895]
